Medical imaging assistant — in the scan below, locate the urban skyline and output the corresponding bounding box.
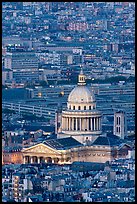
[2,2,135,202]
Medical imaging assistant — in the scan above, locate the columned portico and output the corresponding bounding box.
[61,114,102,133]
[23,154,71,165]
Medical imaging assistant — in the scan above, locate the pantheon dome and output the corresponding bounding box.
[57,68,102,144]
[68,85,95,104]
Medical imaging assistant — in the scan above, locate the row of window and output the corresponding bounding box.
[76,153,106,157]
[69,105,95,110]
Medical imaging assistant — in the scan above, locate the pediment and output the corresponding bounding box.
[22,143,61,154]
[118,143,131,150]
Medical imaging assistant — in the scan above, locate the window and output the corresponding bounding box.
[84,106,86,110]
[78,106,81,110]
[89,106,91,110]
[117,117,118,125]
[69,105,71,109]
[119,117,121,125]
[73,106,75,110]
[116,127,118,133]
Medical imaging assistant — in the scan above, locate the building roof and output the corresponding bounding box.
[92,135,123,146]
[43,137,83,150]
[4,125,23,131]
[71,161,105,171]
[23,125,55,132]
[4,145,22,153]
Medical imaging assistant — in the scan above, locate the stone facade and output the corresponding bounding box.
[3,151,23,164]
[21,141,131,164]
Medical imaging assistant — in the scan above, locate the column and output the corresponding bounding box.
[67,117,68,130]
[96,118,98,130]
[85,118,88,130]
[66,117,68,130]
[44,158,47,163]
[94,118,96,131]
[89,118,91,131]
[87,118,90,131]
[64,117,65,130]
[37,157,40,164]
[81,118,83,131]
[76,118,78,131]
[67,117,69,130]
[85,118,87,131]
[83,118,85,131]
[30,156,33,164]
[28,156,30,164]
[79,118,81,131]
[65,117,67,130]
[64,117,66,130]
[83,118,86,130]
[87,118,89,131]
[91,118,93,131]
[100,118,101,131]
[68,117,69,130]
[77,118,80,131]
[23,156,26,164]
[98,117,100,130]
[85,118,87,130]
[62,117,64,130]
[98,118,100,131]
[52,159,54,164]
[72,118,74,130]
[69,118,71,130]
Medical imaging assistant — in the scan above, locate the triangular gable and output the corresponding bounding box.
[22,143,61,155]
[118,143,131,150]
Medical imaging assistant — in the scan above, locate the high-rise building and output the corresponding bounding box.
[4,49,39,83]
[113,110,127,139]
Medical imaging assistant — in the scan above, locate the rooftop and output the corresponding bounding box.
[92,134,124,146]
[43,137,83,150]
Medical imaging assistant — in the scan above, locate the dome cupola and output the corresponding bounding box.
[68,68,95,106]
[78,67,86,86]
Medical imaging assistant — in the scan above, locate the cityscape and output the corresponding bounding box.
[2,2,135,202]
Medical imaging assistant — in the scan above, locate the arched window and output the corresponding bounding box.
[116,127,118,133]
[89,106,91,110]
[78,106,81,110]
[73,106,75,110]
[84,106,86,110]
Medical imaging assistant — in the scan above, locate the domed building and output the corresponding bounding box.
[21,69,131,165]
[57,69,102,144]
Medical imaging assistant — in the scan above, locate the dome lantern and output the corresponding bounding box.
[78,66,86,86]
